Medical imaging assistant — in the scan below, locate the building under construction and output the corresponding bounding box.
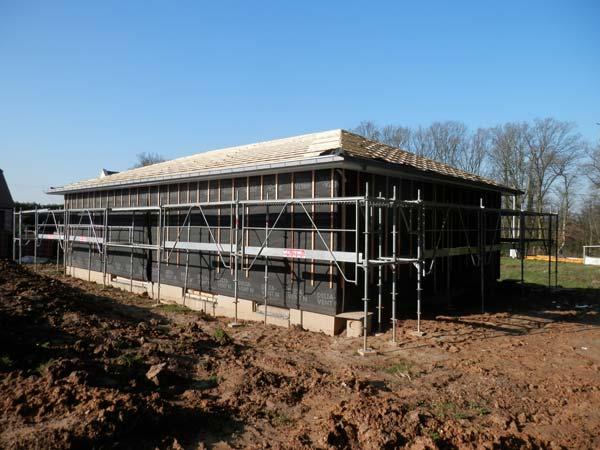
[13,130,558,350]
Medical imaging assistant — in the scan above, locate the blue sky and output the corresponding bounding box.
[1,0,599,202]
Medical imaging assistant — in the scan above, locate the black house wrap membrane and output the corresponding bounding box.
[65,167,503,319]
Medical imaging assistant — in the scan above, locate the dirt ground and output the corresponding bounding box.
[1,261,599,449]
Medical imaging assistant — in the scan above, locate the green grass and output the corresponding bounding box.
[156,303,193,314]
[116,353,144,368]
[382,359,414,378]
[213,327,232,345]
[432,400,490,420]
[501,257,600,290]
[35,358,57,375]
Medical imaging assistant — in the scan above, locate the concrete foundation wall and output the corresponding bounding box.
[67,266,347,336]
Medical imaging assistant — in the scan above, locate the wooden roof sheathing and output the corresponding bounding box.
[48,129,518,194]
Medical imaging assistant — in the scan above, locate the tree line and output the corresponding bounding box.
[353,119,600,256]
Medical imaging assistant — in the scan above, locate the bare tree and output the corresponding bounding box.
[380,124,412,149]
[132,152,166,169]
[352,121,381,141]
[428,121,468,168]
[526,118,584,214]
[489,122,530,208]
[409,126,434,158]
[585,142,600,188]
[461,127,491,175]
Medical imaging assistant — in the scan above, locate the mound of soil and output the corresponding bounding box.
[1,261,599,449]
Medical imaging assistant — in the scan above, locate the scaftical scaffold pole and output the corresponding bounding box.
[102,208,108,286]
[264,193,269,325]
[480,198,485,314]
[18,208,22,264]
[33,207,38,270]
[359,182,372,355]
[12,208,15,262]
[548,211,552,289]
[377,191,383,334]
[157,204,162,304]
[391,185,398,344]
[230,194,240,327]
[519,208,525,297]
[130,211,135,292]
[554,213,559,288]
[415,190,424,335]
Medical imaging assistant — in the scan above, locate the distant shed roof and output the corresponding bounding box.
[48,129,519,195]
[0,169,14,209]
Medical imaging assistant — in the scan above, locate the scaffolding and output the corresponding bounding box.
[13,185,558,354]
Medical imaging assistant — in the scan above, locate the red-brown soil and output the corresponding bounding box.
[0,261,599,449]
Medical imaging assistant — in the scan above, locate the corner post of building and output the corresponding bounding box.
[391,185,398,345]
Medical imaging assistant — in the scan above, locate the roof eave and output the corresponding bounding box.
[340,156,523,195]
[46,154,346,195]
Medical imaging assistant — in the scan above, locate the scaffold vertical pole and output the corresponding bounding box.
[480,198,485,314]
[55,211,61,271]
[361,182,371,354]
[391,185,398,344]
[183,210,191,304]
[415,190,423,335]
[230,194,240,327]
[33,207,38,270]
[554,213,558,288]
[377,191,383,334]
[130,211,134,291]
[264,193,269,325]
[548,212,552,289]
[18,208,22,264]
[102,208,108,287]
[157,205,162,303]
[12,208,16,262]
[519,209,525,296]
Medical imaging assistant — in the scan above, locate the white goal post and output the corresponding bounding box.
[583,245,600,266]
